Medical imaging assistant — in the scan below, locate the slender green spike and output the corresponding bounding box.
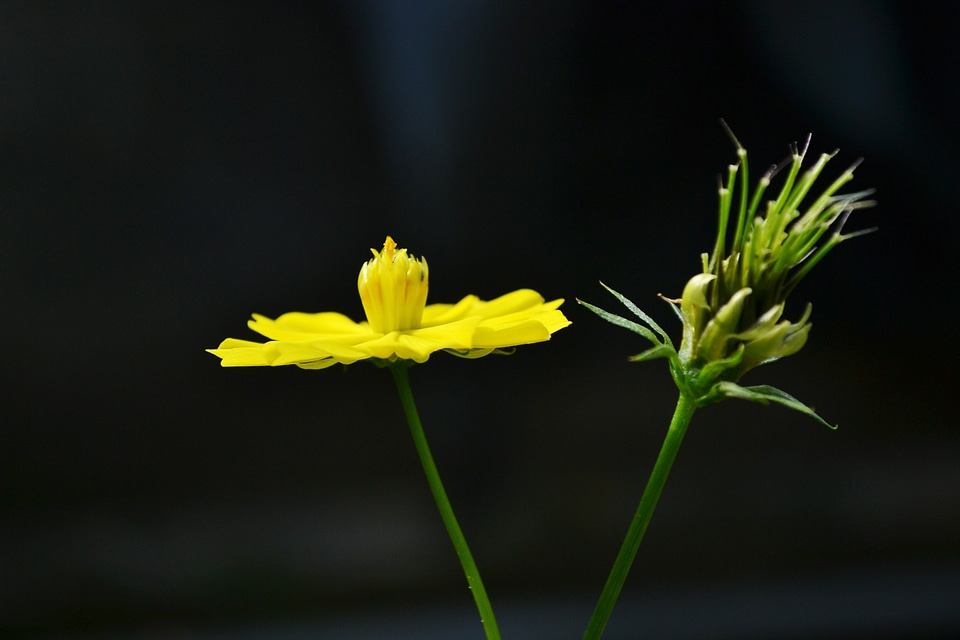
[600,282,674,347]
[577,299,663,347]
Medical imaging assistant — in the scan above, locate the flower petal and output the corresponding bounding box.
[473,320,551,348]
[421,295,481,326]
[359,318,480,361]
[472,289,548,318]
[536,303,573,334]
[249,311,369,341]
[208,336,373,368]
[207,339,273,367]
[264,340,370,366]
[471,307,568,349]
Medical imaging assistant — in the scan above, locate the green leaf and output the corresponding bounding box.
[714,381,836,428]
[600,282,674,348]
[577,298,663,347]
[628,343,678,363]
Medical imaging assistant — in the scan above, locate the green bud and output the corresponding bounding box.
[672,127,874,389]
[581,125,874,422]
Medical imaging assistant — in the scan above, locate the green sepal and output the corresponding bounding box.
[444,347,516,359]
[695,344,745,388]
[713,381,836,429]
[577,299,664,348]
[371,356,404,368]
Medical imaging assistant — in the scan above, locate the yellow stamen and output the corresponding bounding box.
[382,235,397,260]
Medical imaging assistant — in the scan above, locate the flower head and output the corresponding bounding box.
[580,127,874,423]
[208,236,570,369]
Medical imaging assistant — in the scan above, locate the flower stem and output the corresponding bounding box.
[389,363,501,640]
[582,392,698,640]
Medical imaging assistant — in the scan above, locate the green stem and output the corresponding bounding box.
[389,363,501,640]
[582,392,698,640]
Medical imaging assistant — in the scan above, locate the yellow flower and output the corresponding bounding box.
[208,236,570,369]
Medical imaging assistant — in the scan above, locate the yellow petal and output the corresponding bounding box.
[358,332,431,361]
[421,295,480,326]
[359,318,480,361]
[411,318,480,348]
[473,320,551,348]
[537,306,573,334]
[249,311,368,341]
[207,339,272,366]
[265,340,370,366]
[208,335,374,368]
[471,289,546,318]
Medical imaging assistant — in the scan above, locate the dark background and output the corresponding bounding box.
[2,1,958,638]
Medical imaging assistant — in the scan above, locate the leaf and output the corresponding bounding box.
[577,298,663,347]
[628,343,678,363]
[599,282,674,348]
[713,381,836,429]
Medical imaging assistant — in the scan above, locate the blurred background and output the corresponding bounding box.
[2,1,958,638]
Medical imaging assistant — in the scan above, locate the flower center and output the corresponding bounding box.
[358,236,429,333]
